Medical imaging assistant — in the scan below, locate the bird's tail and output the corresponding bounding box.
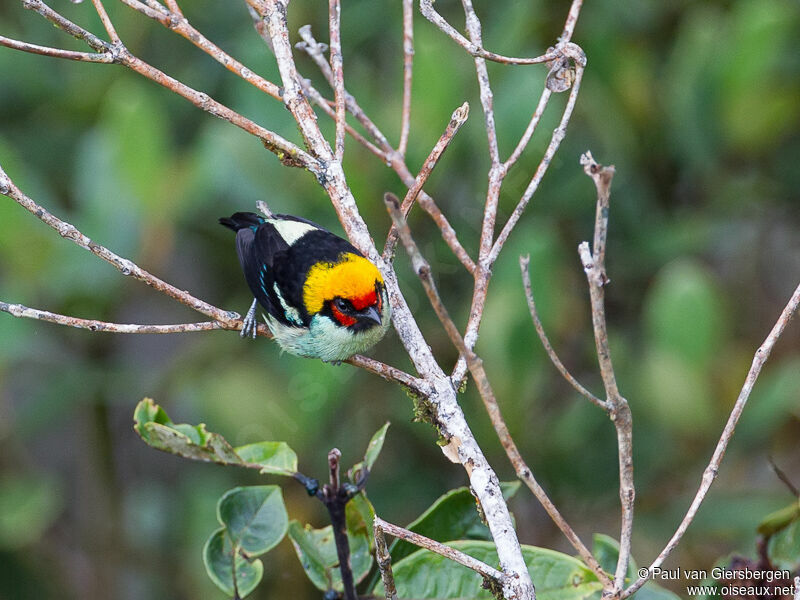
[219,212,263,232]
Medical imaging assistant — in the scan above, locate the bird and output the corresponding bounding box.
[219,208,391,362]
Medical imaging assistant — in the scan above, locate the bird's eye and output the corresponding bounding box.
[333,297,349,312]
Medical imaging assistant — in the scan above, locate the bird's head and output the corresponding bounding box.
[303,252,387,330]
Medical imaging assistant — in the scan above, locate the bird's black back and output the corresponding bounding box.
[220,212,363,327]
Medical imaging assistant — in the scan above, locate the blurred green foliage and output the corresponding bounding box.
[0,0,798,598]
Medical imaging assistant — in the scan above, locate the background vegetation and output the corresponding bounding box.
[0,0,798,598]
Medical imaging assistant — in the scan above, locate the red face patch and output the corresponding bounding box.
[331,304,357,327]
[349,289,377,311]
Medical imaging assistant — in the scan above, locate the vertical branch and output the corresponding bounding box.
[398,0,414,157]
[375,525,399,600]
[329,0,346,161]
[323,449,357,600]
[577,152,633,594]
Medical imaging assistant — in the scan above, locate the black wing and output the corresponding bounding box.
[220,212,313,326]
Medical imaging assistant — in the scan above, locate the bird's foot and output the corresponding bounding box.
[240,299,259,339]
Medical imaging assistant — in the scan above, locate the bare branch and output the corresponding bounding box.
[489,45,586,264]
[374,525,399,600]
[559,0,584,43]
[328,0,346,161]
[461,0,499,166]
[419,0,557,65]
[345,355,430,398]
[0,35,114,62]
[374,517,504,583]
[577,152,633,593]
[504,88,552,170]
[164,0,183,17]
[519,255,607,410]
[398,0,414,157]
[386,193,609,585]
[383,103,473,269]
[90,0,121,45]
[0,162,237,324]
[0,301,232,334]
[624,279,800,598]
[22,0,314,169]
[118,0,283,100]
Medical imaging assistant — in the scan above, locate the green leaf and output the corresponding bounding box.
[217,486,288,556]
[203,527,263,598]
[288,511,373,592]
[391,482,522,564]
[767,516,800,572]
[133,398,298,474]
[592,534,637,579]
[758,502,800,537]
[378,540,601,599]
[349,421,389,483]
[235,441,299,476]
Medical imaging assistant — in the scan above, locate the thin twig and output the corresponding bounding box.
[345,355,430,397]
[323,449,357,600]
[118,0,282,100]
[386,193,610,586]
[504,88,552,170]
[519,255,607,410]
[461,0,499,166]
[419,0,557,66]
[164,0,183,17]
[0,162,237,324]
[374,517,504,583]
[489,45,586,264]
[374,525,399,600]
[623,279,800,598]
[21,0,313,169]
[328,0,346,161]
[398,0,414,158]
[0,35,114,62]
[90,0,122,44]
[577,152,633,594]
[0,301,234,334]
[383,102,472,265]
[559,0,584,43]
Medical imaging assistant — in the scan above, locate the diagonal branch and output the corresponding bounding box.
[624,278,800,598]
[0,161,236,323]
[386,193,610,586]
[375,517,504,583]
[519,255,607,411]
[383,102,472,269]
[17,0,314,169]
[117,0,282,100]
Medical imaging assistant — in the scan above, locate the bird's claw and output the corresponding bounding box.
[240,299,259,339]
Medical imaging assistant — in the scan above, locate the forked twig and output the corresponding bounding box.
[577,151,633,593]
[386,193,610,585]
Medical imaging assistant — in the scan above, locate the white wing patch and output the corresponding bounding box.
[269,219,317,245]
[273,282,303,325]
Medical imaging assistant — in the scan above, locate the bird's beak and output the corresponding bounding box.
[360,305,382,326]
